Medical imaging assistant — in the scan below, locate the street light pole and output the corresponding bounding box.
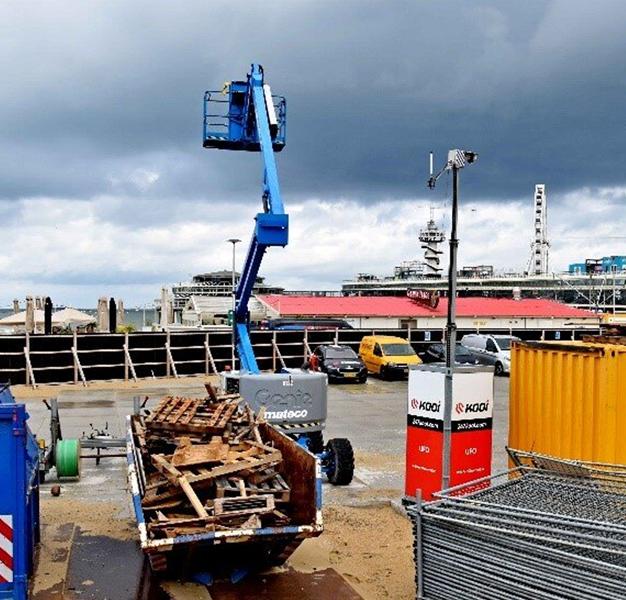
[428,149,477,491]
[227,238,241,370]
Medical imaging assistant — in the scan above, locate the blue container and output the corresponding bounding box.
[568,262,586,274]
[0,386,40,600]
[602,255,626,272]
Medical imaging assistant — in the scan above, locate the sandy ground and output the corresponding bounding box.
[290,505,414,600]
[24,374,501,600]
[36,492,414,600]
[34,498,137,598]
[12,376,218,400]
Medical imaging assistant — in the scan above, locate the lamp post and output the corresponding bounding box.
[227,238,241,370]
[428,149,478,491]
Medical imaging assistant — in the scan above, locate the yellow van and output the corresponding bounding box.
[358,335,421,380]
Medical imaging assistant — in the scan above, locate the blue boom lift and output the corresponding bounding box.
[203,64,353,485]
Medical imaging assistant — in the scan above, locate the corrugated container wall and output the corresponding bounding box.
[510,341,626,464]
[0,386,40,600]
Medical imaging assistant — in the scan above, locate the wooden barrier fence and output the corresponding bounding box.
[0,326,601,388]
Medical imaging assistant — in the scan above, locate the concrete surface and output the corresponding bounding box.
[15,372,510,599]
[20,373,510,506]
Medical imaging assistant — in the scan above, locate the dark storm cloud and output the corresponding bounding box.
[1,0,625,207]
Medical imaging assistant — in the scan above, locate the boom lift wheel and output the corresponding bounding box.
[323,438,354,486]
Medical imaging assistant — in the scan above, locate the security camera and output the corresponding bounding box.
[463,151,478,163]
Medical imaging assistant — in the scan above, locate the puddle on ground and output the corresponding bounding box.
[57,400,115,409]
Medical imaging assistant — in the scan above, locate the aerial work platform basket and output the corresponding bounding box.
[203,76,286,152]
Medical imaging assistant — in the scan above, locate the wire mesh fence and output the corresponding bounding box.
[410,452,626,600]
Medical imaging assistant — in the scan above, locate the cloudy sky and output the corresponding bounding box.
[1,1,626,307]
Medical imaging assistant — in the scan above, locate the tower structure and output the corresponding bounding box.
[419,206,446,276]
[526,184,549,275]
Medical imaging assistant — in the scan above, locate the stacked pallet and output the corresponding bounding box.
[134,389,293,539]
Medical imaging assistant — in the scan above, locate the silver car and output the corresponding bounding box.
[460,334,520,376]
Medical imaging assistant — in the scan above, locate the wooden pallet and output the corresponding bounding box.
[215,473,290,502]
[136,393,297,539]
[145,397,243,436]
[147,396,200,425]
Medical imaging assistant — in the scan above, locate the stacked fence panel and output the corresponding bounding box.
[411,460,626,600]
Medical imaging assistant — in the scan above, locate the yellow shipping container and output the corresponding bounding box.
[509,341,626,464]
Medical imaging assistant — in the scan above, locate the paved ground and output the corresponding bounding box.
[13,372,510,599]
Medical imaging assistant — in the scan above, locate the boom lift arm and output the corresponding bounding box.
[203,64,288,373]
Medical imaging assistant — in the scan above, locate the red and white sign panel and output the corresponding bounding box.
[0,515,13,584]
[405,367,493,501]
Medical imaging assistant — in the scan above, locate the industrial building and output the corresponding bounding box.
[342,186,626,311]
[258,295,601,331]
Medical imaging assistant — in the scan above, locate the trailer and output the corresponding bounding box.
[126,399,323,579]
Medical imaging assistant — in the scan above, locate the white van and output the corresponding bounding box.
[460,334,520,376]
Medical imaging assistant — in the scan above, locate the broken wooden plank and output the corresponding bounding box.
[248,468,278,485]
[171,437,229,467]
[205,382,219,402]
[179,476,209,519]
[152,453,185,486]
[215,473,290,502]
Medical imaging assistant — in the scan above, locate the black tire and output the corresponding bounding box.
[379,366,387,381]
[324,438,354,486]
[305,431,325,454]
[494,362,504,376]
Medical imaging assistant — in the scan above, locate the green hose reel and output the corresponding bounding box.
[56,439,81,478]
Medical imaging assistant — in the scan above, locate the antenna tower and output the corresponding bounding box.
[419,205,446,276]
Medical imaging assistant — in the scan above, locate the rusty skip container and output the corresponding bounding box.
[126,415,323,574]
[509,341,626,464]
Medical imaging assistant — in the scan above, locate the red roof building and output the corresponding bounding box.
[258,295,600,330]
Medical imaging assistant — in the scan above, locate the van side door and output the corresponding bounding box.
[372,343,384,374]
[360,341,373,372]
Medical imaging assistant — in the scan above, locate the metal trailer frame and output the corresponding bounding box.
[126,416,323,576]
[0,385,40,600]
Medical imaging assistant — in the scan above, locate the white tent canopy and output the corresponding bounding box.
[52,308,96,327]
[0,310,45,325]
[0,308,96,328]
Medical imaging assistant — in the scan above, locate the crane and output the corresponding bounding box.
[202,64,353,485]
[203,63,287,373]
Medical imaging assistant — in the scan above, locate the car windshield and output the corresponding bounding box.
[494,337,517,350]
[325,347,357,359]
[382,343,415,356]
[430,345,472,358]
[455,346,473,357]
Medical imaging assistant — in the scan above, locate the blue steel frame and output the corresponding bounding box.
[0,387,40,600]
[126,416,322,561]
[203,64,288,373]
